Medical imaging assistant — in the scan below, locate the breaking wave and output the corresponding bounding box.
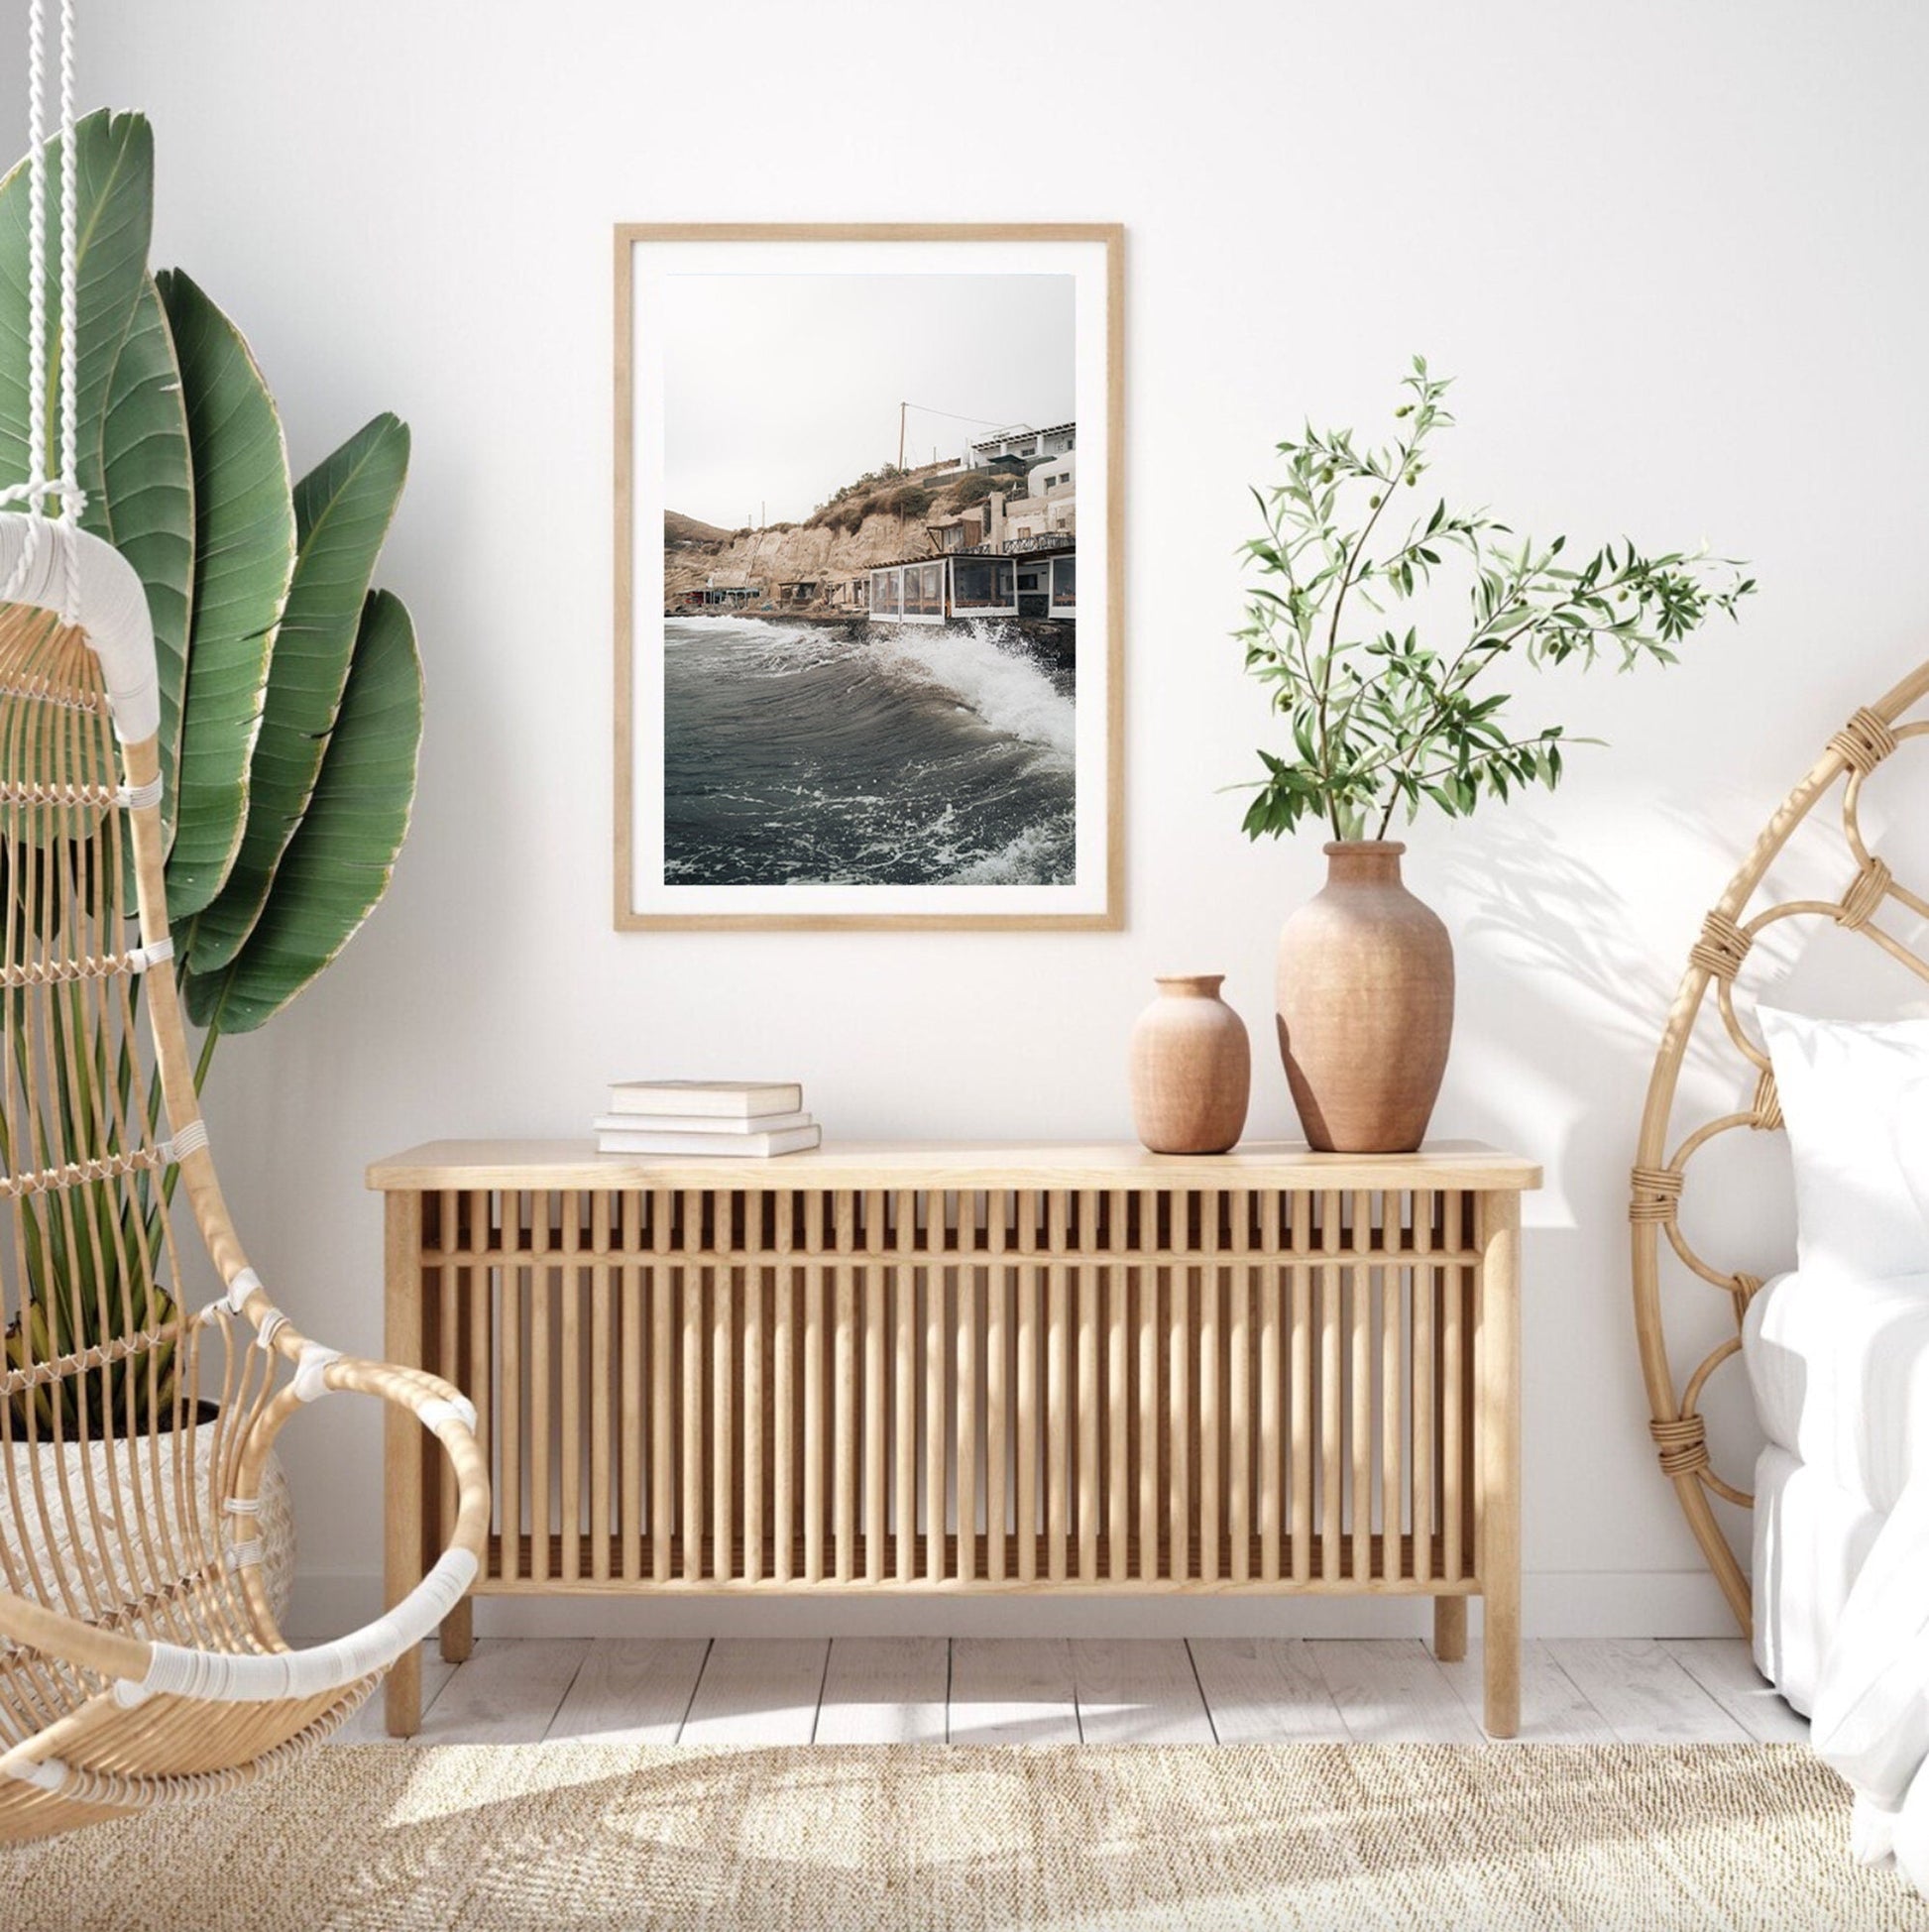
[661,615,1077,887]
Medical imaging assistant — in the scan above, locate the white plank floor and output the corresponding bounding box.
[339,1636,1810,1750]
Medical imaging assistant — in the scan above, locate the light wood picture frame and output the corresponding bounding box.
[614,223,1124,931]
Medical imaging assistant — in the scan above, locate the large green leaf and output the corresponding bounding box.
[0,111,151,510]
[159,268,293,917]
[184,589,421,1034]
[188,413,408,972]
[96,274,193,837]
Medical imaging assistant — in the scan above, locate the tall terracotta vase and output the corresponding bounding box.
[1275,842,1453,1154]
[1129,974,1251,1155]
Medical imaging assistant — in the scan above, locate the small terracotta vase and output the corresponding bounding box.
[1276,842,1453,1154]
[1130,974,1251,1155]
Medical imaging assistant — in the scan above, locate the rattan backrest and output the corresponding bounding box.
[1630,666,1929,1635]
[0,601,270,1661]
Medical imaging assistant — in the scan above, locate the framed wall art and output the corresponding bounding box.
[614,223,1123,930]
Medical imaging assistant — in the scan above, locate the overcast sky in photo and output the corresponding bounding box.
[663,273,1075,527]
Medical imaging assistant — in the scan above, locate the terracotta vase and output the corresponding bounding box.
[1275,842,1453,1154]
[1129,974,1251,1155]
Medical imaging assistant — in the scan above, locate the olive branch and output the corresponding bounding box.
[1236,358,1756,843]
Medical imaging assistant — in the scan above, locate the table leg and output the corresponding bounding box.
[1478,1190,1522,1739]
[384,1190,425,1737]
[439,1597,475,1664]
[1432,1595,1467,1662]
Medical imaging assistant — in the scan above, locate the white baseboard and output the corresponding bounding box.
[286,1567,1741,1645]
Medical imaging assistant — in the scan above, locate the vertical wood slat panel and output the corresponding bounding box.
[589,1190,611,1584]
[804,1193,826,1585]
[1046,1192,1069,1585]
[772,1194,795,1585]
[958,1195,979,1586]
[1077,1189,1099,1583]
[499,1190,521,1584]
[1459,1190,1479,1577]
[413,1162,1509,1613]
[525,1190,548,1584]
[1107,1189,1129,1585]
[1381,1192,1403,1582]
[1290,1208,1312,1586]
[1318,1190,1342,1583]
[560,1191,583,1584]
[1259,1189,1282,1584]
[470,1189,495,1577]
[436,1192,459,1565]
[1198,1191,1220,1585]
[1016,1190,1039,1583]
[713,1205,736,1586]
[834,1190,855,1585]
[681,1190,704,1585]
[743,1195,765,1585]
[1350,1190,1372,1586]
[529,1193,552,1585]
[650,1191,672,1584]
[895,1191,917,1584]
[1137,1190,1159,1583]
[925,1207,946,1586]
[986,1192,1008,1583]
[1229,1194,1251,1584]
[1443,1188,1465,1583]
[864,1190,886,1585]
[1168,1194,1190,1584]
[1413,1190,1434,1588]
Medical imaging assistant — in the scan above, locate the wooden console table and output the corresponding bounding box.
[370,1140,1536,1736]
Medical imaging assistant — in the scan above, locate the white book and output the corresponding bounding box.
[608,1080,803,1119]
[593,1109,813,1136]
[596,1124,823,1159]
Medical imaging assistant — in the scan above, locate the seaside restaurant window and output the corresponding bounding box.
[1051,553,1077,618]
[950,556,1017,618]
[869,565,903,620]
[903,561,946,623]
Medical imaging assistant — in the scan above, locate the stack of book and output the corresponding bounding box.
[593,1080,822,1158]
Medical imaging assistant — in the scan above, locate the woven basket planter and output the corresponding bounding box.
[1,1420,294,1638]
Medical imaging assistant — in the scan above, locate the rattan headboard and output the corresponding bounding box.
[1630,660,1929,1636]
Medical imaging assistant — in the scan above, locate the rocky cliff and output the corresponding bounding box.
[664,511,932,599]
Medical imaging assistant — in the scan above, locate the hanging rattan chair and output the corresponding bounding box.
[0,515,488,1842]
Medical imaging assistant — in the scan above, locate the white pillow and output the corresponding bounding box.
[1759,1006,1929,1283]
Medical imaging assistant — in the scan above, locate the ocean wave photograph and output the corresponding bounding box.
[619,236,1114,924]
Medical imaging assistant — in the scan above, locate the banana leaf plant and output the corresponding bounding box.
[0,112,423,1433]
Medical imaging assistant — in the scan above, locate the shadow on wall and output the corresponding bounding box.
[1438,815,1788,1576]
[1437,815,1766,1205]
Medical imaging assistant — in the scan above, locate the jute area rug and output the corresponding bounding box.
[3,1742,1925,1931]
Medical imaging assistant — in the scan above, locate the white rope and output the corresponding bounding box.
[0,0,49,607]
[292,1343,343,1403]
[418,1395,479,1436]
[7,1755,68,1794]
[21,0,45,496]
[113,1547,480,1707]
[0,0,85,620]
[56,0,78,548]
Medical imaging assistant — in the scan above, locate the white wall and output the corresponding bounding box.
[47,0,1929,1638]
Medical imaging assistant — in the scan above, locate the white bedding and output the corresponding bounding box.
[1811,1471,1929,1888]
[1744,1269,1929,1514]
[1745,1269,1929,1890]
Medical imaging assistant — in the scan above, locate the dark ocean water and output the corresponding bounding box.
[662,616,1076,887]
